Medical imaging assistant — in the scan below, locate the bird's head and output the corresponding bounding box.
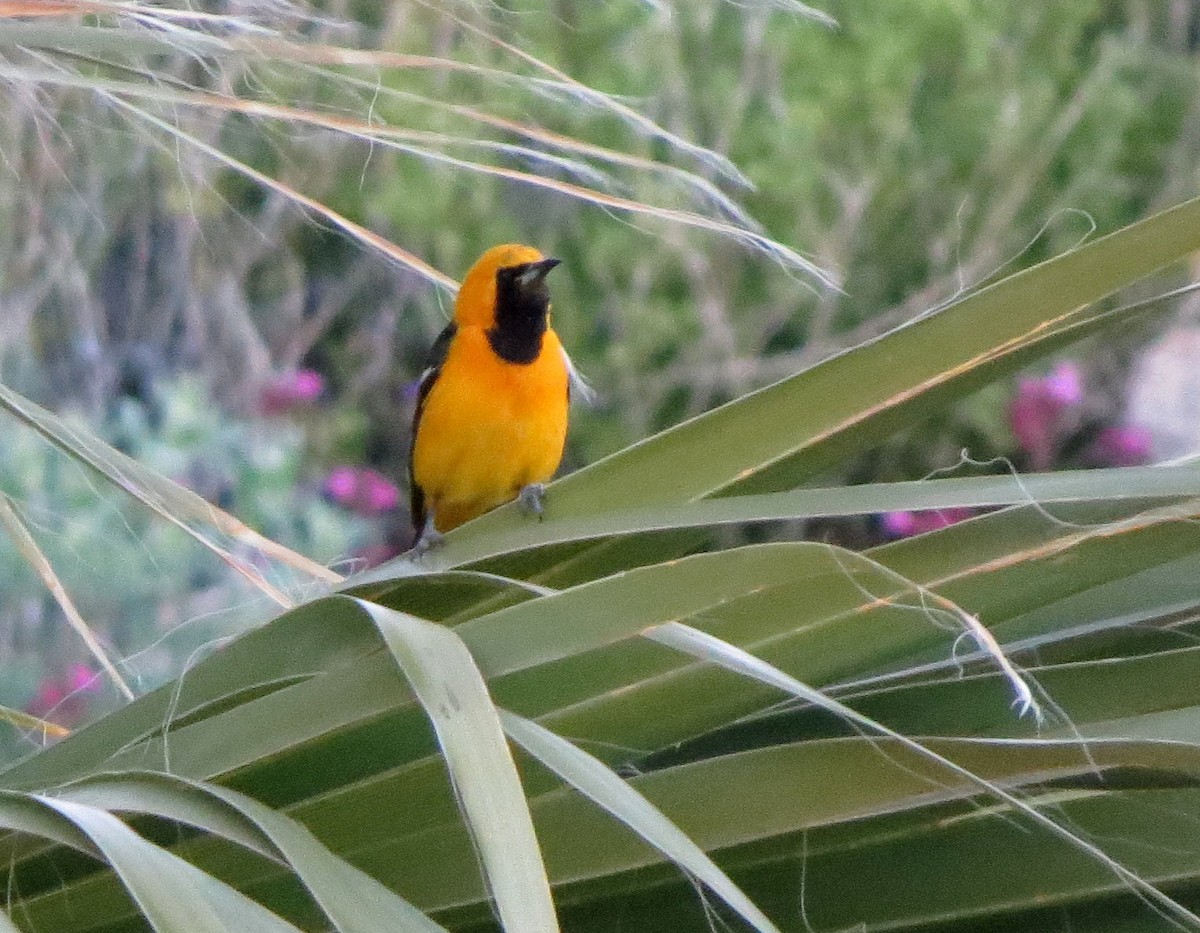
[454,243,560,331]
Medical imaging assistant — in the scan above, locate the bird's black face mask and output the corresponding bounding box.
[489,258,561,364]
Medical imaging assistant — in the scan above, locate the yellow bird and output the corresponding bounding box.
[409,244,587,546]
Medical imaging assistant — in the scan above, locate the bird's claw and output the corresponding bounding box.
[517,483,546,519]
[411,518,445,557]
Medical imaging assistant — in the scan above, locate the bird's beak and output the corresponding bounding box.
[520,257,561,285]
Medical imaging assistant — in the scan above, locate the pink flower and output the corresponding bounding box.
[26,664,102,727]
[323,466,359,505]
[67,663,102,694]
[1042,361,1084,406]
[882,508,974,539]
[360,469,401,514]
[1091,425,1153,467]
[1009,362,1084,470]
[323,466,401,516]
[26,680,65,718]
[291,370,324,401]
[259,369,325,415]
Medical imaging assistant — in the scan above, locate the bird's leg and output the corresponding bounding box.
[517,482,546,519]
[412,515,445,556]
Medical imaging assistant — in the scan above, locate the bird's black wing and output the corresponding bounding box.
[408,322,457,536]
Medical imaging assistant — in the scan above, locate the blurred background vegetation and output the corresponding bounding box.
[0,0,1198,740]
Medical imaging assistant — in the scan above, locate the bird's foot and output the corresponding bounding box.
[517,483,546,519]
[411,518,445,557]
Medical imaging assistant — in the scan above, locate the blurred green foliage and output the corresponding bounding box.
[286,0,1199,465]
[0,377,369,743]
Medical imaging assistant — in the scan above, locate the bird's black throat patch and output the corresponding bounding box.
[487,322,544,364]
[487,263,552,365]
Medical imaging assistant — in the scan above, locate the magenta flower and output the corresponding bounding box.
[292,370,324,400]
[882,507,975,539]
[360,469,401,514]
[323,466,359,505]
[1091,424,1153,467]
[26,679,66,718]
[259,368,325,415]
[67,663,102,694]
[1042,361,1084,406]
[1009,361,1084,470]
[26,664,102,727]
[323,466,401,516]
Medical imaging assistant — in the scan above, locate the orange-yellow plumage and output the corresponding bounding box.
[409,244,571,535]
[453,244,543,328]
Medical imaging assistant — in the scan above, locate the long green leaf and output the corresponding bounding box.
[59,773,449,933]
[355,599,559,933]
[349,464,1200,581]
[501,711,781,933]
[645,622,1200,928]
[544,790,1200,932]
[312,735,1200,919]
[15,794,303,933]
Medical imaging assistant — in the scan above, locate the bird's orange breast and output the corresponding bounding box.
[411,326,569,531]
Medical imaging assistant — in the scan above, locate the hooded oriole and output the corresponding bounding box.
[409,243,586,546]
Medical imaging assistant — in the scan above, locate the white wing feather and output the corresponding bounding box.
[561,347,597,406]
